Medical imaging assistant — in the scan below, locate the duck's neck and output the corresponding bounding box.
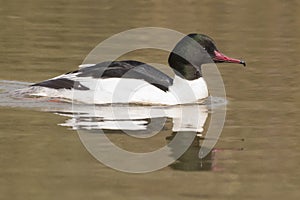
[167,49,209,102]
[171,63,202,80]
[168,52,206,81]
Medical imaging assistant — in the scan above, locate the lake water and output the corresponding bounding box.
[1,0,300,199]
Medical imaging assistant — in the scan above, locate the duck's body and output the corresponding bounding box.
[15,34,245,105]
[27,60,208,105]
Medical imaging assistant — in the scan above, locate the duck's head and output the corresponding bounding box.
[168,33,246,80]
[189,34,246,66]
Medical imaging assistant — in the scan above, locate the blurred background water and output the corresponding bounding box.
[0,0,300,199]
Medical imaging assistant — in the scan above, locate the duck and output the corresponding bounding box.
[17,34,245,105]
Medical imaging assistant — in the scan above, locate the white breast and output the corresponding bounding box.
[168,75,208,104]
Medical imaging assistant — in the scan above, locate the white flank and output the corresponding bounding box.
[22,74,208,105]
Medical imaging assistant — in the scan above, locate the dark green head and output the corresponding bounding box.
[168,33,245,80]
[188,34,218,58]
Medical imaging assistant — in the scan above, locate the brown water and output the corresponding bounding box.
[1,0,300,199]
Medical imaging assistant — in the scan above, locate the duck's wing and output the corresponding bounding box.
[32,60,173,92]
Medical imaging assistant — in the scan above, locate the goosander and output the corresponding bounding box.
[16,34,245,105]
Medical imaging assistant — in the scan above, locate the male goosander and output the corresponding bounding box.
[16,34,245,105]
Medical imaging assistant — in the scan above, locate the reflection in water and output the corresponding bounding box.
[56,103,219,171]
[167,132,215,171]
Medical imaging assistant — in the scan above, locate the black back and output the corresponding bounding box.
[33,60,173,92]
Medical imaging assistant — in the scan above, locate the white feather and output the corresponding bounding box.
[78,64,96,69]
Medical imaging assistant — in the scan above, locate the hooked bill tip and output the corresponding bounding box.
[240,60,246,67]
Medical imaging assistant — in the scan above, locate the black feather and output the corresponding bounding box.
[32,78,89,90]
[76,60,173,92]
